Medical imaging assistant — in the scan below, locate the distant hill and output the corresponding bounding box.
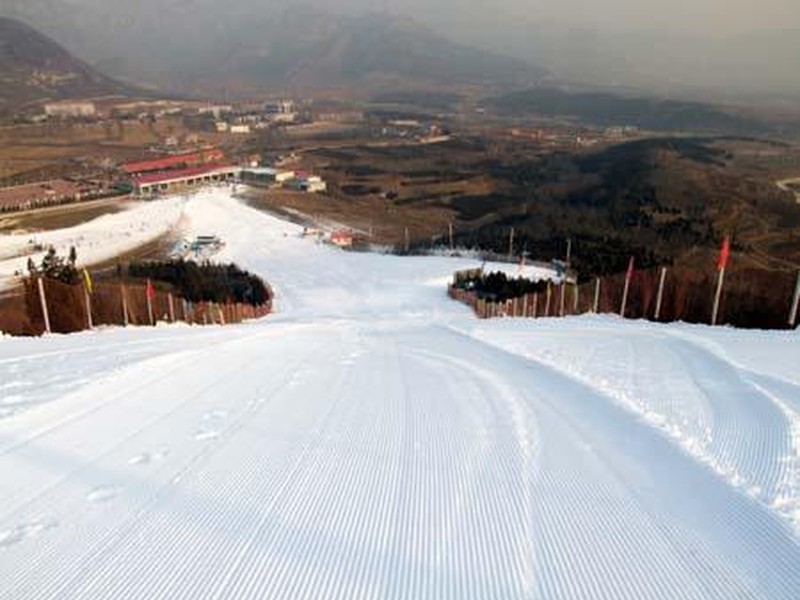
[0,17,131,113]
[487,87,779,136]
[0,5,547,95]
[435,136,800,277]
[219,12,546,90]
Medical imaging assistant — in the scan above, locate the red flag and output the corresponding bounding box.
[717,236,731,271]
[625,256,635,281]
[146,278,155,300]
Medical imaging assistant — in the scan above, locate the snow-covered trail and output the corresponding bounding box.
[1,190,799,599]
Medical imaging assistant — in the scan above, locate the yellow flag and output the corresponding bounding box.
[83,269,93,294]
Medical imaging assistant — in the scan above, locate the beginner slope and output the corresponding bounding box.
[1,189,799,599]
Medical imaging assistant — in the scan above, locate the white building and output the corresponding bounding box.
[275,170,296,184]
[44,102,96,118]
[198,105,233,118]
[265,100,295,115]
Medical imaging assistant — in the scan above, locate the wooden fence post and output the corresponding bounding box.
[533,293,538,318]
[121,284,129,326]
[168,293,175,323]
[545,284,552,316]
[573,284,579,314]
[559,283,566,317]
[146,290,155,326]
[522,294,528,318]
[37,277,51,334]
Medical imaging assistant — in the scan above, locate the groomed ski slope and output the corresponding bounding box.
[1,188,799,599]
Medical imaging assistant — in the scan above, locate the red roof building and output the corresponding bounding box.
[122,149,225,175]
[330,230,354,247]
[132,164,241,196]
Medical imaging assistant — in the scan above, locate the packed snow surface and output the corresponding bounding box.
[0,197,186,290]
[1,189,799,599]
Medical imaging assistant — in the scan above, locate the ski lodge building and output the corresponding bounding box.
[132,164,241,197]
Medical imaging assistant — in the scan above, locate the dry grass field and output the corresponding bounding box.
[0,196,133,233]
[0,118,225,181]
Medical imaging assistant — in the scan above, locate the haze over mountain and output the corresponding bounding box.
[0,17,131,113]
[1,0,798,102]
[0,4,545,96]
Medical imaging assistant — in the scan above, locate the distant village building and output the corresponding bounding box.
[44,101,96,118]
[315,110,365,123]
[229,124,251,134]
[286,172,327,193]
[264,100,296,115]
[198,105,233,118]
[241,167,278,186]
[275,170,297,184]
[330,230,354,247]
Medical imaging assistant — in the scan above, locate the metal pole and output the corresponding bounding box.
[448,222,454,251]
[593,278,601,313]
[508,227,515,261]
[711,267,726,326]
[654,267,667,321]
[37,277,51,334]
[566,238,572,267]
[789,271,800,328]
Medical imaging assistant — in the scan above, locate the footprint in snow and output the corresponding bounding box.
[203,410,228,421]
[87,486,122,504]
[195,430,220,441]
[0,518,58,548]
[128,449,169,466]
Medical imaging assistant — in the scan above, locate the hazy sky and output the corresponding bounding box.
[4,0,800,97]
[304,0,800,34]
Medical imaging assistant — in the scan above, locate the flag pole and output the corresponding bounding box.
[788,270,800,328]
[146,279,155,326]
[84,288,93,330]
[37,277,51,334]
[712,236,731,326]
[593,277,601,313]
[83,269,93,330]
[654,266,667,321]
[711,268,726,326]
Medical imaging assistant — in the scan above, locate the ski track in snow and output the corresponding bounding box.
[1,188,799,599]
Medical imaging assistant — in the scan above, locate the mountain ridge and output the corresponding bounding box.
[0,17,133,112]
[0,5,548,96]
